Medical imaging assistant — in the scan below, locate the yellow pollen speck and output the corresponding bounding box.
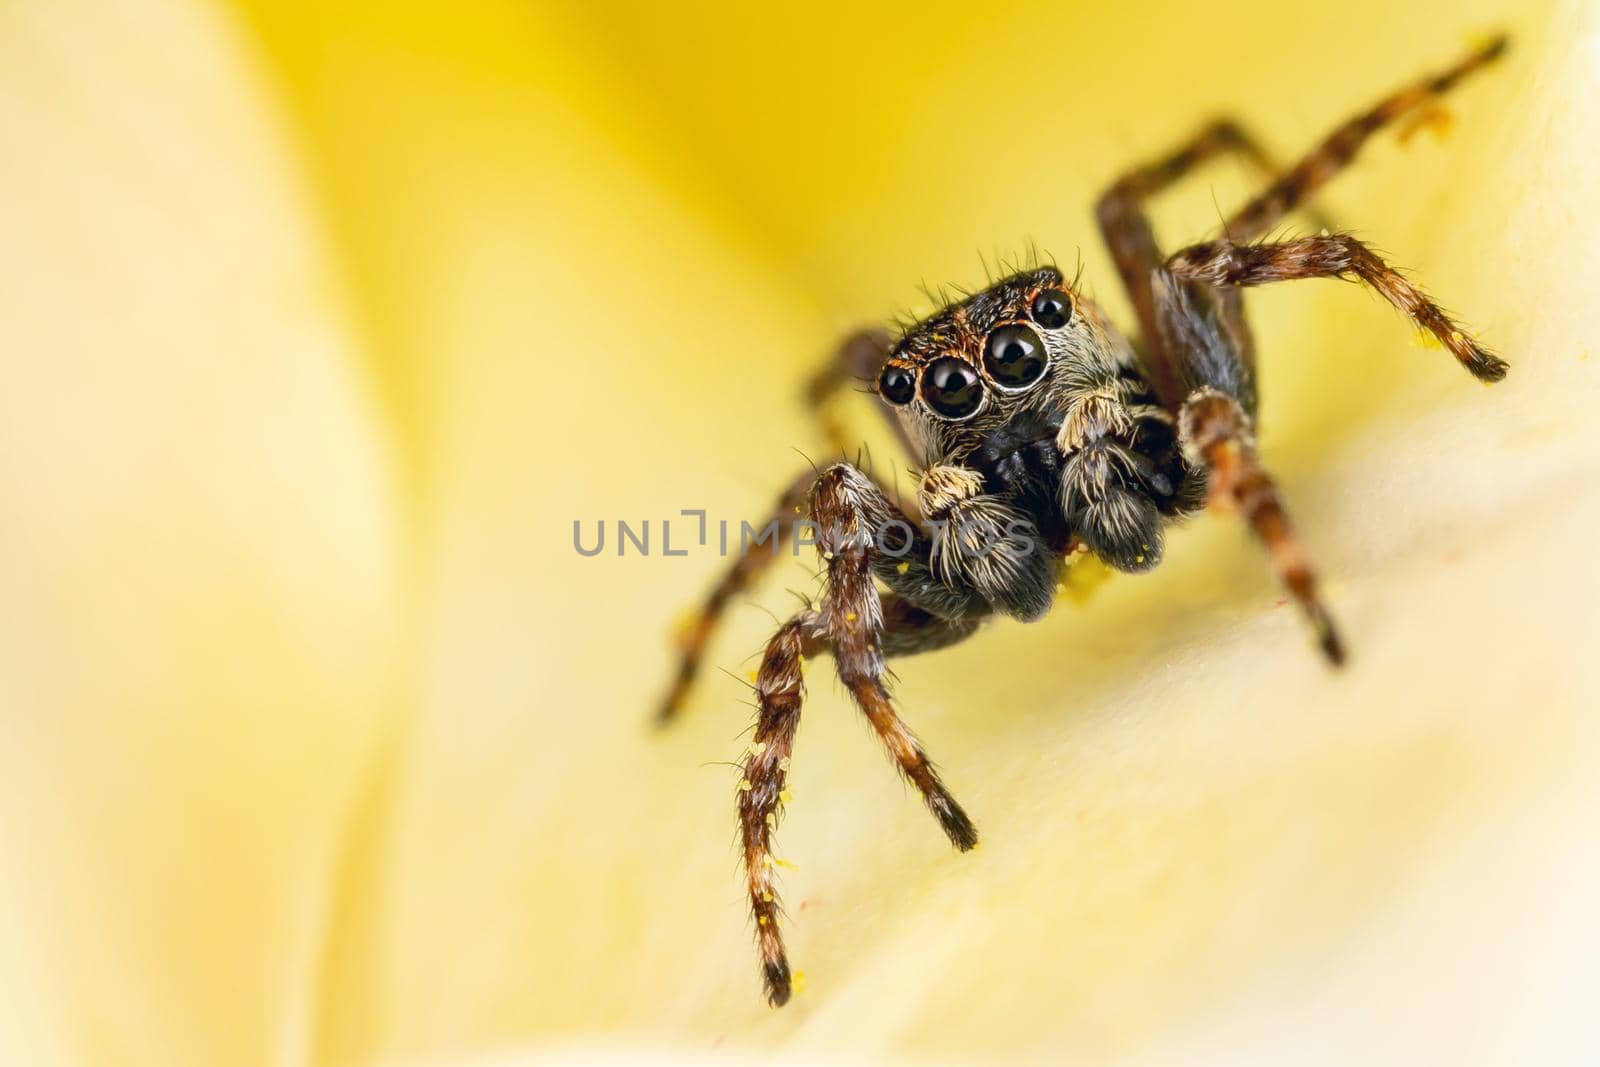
[779,789,794,805]
[1058,551,1114,605]
[1134,554,1145,564]
[750,741,766,755]
[793,505,802,515]
[757,916,768,925]
[738,779,752,791]
[779,757,791,771]
[761,891,773,902]
[896,561,910,574]
[773,857,799,871]
[1399,98,1455,144]
[845,611,857,623]
[792,970,807,993]
[765,812,776,828]
[747,669,759,684]
[671,610,699,644]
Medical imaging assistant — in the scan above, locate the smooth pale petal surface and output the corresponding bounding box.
[0,2,399,1066]
[5,0,1600,1066]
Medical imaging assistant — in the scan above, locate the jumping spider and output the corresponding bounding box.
[658,37,1510,1006]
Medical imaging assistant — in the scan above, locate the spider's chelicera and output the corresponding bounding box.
[656,36,1511,1007]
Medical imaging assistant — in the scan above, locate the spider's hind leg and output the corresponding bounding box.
[656,469,812,725]
[804,327,917,461]
[656,328,907,726]
[1097,35,1507,408]
[1178,387,1344,664]
[1225,34,1508,242]
[1097,116,1328,404]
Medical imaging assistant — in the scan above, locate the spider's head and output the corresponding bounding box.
[876,267,1111,457]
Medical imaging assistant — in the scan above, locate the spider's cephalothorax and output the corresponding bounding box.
[654,35,1512,1007]
[877,266,1202,617]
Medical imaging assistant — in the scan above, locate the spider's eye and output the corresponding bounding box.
[983,324,1048,388]
[877,364,915,405]
[920,357,984,419]
[1029,288,1074,330]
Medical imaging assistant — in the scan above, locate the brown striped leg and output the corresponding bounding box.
[1096,118,1330,407]
[1166,234,1507,382]
[737,590,980,1008]
[655,469,812,725]
[804,327,914,459]
[739,610,822,1006]
[655,328,900,726]
[811,463,978,849]
[1225,35,1507,242]
[1105,118,1339,230]
[1179,387,1344,664]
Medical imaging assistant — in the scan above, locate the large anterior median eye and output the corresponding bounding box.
[983,324,1048,388]
[920,357,984,419]
[877,363,915,405]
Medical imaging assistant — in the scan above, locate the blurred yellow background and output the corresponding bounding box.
[2,1,1598,1065]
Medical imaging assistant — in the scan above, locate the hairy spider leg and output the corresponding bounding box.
[658,329,920,724]
[739,466,981,1005]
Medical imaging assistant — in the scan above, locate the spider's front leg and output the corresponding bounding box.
[809,464,982,848]
[1166,234,1508,382]
[739,608,821,1006]
[738,462,985,1006]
